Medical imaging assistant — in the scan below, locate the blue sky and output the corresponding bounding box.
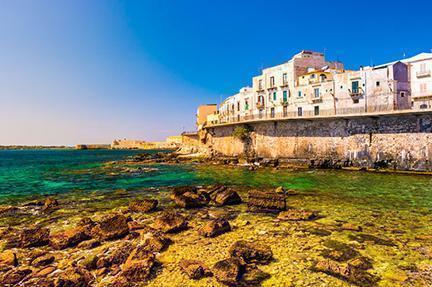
[0,0,431,145]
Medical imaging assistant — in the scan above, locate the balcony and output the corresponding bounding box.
[267,85,277,90]
[349,89,363,101]
[280,99,288,106]
[256,102,265,109]
[280,81,289,87]
[417,70,431,78]
[311,96,322,103]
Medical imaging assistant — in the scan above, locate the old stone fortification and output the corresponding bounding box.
[204,112,432,171]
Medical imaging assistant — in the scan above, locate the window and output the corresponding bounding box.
[258,79,263,90]
[376,81,380,87]
[353,99,359,104]
[282,73,287,84]
[420,63,427,72]
[283,106,288,116]
[270,76,275,87]
[298,91,302,97]
[237,102,240,111]
[314,106,319,116]
[420,83,427,93]
[400,92,405,98]
[273,92,277,101]
[320,74,327,82]
[245,100,249,110]
[340,85,343,89]
[310,74,315,79]
[283,91,288,102]
[297,107,303,116]
[420,103,428,109]
[314,88,320,98]
[352,81,359,93]
[270,108,275,118]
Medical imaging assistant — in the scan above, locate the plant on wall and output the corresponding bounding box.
[232,125,251,141]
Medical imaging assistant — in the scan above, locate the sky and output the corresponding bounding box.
[0,0,431,145]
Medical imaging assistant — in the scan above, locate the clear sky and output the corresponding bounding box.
[1,0,431,145]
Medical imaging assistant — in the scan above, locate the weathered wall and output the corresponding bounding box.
[205,112,432,171]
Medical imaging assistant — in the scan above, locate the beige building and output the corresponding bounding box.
[196,104,217,129]
[407,53,432,109]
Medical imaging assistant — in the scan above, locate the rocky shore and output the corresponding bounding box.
[0,151,431,286]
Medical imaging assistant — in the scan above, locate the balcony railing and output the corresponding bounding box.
[256,102,265,109]
[417,70,431,78]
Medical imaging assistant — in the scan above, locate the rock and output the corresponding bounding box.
[127,221,145,231]
[313,259,378,287]
[140,233,171,252]
[103,275,131,287]
[1,267,32,285]
[199,218,231,237]
[248,190,286,212]
[120,252,155,282]
[211,187,242,206]
[341,223,363,232]
[0,205,18,215]
[31,254,55,267]
[229,241,273,264]
[129,198,158,213]
[173,191,209,209]
[35,266,56,277]
[42,197,59,211]
[275,186,285,194]
[53,267,93,287]
[348,257,373,270]
[50,226,90,249]
[0,250,18,267]
[80,254,99,270]
[77,239,100,249]
[321,240,360,262]
[91,213,130,241]
[308,228,332,236]
[277,209,317,221]
[241,265,270,286]
[23,278,54,287]
[348,233,396,246]
[151,212,188,233]
[213,258,243,286]
[97,241,135,268]
[19,226,50,248]
[179,259,212,280]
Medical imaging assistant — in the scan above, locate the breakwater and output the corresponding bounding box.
[204,111,432,171]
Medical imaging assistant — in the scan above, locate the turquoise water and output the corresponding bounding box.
[1,149,432,211]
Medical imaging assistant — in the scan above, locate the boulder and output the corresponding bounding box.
[53,267,93,287]
[0,205,18,215]
[341,223,363,232]
[97,241,135,268]
[91,213,129,241]
[50,226,90,249]
[19,226,50,248]
[31,254,55,267]
[120,252,155,282]
[173,191,209,209]
[277,209,317,221]
[248,190,286,212]
[140,233,171,252]
[22,278,54,287]
[229,241,273,264]
[0,250,18,267]
[77,239,100,249]
[199,218,231,237]
[151,212,188,233]
[210,187,242,206]
[129,198,158,213]
[179,259,212,280]
[35,266,56,277]
[1,267,32,285]
[212,258,243,286]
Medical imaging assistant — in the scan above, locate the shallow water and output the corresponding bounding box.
[1,149,432,286]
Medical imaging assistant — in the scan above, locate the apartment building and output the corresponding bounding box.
[205,50,432,127]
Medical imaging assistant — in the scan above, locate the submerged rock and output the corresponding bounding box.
[248,190,286,213]
[212,258,243,286]
[348,233,396,247]
[151,212,188,233]
[171,186,209,209]
[312,259,378,287]
[277,209,317,221]
[241,265,271,286]
[42,197,59,211]
[179,259,212,280]
[129,198,158,213]
[229,241,273,264]
[91,213,129,241]
[199,218,231,237]
[97,241,135,268]
[0,205,18,215]
[321,240,360,262]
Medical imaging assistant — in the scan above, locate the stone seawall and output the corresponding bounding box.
[204,112,432,171]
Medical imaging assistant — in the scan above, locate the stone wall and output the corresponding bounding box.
[205,112,432,171]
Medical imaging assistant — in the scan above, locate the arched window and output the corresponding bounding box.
[320,74,327,82]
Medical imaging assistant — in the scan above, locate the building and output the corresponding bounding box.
[196,104,217,129]
[205,50,432,126]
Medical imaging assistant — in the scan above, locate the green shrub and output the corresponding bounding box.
[232,126,250,141]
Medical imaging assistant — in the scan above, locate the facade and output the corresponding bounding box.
[196,104,217,129]
[205,50,432,127]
